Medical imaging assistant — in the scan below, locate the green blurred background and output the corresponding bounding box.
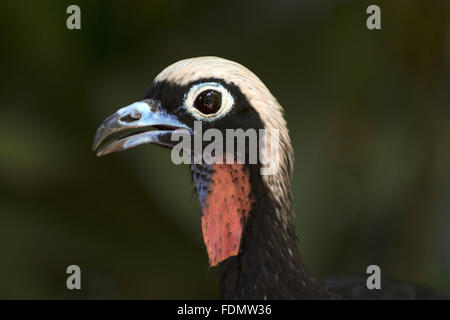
[0,0,449,299]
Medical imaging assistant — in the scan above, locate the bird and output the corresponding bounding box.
[92,56,447,299]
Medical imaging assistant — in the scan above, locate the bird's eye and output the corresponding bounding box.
[183,82,234,121]
[194,90,222,115]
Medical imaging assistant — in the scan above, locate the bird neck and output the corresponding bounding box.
[191,163,337,299]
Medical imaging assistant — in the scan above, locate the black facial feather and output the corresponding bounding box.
[144,78,264,133]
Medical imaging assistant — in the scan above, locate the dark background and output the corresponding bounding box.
[0,0,449,299]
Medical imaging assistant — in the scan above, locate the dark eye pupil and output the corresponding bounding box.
[194,90,222,114]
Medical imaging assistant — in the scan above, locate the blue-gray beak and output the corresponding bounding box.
[92,99,189,157]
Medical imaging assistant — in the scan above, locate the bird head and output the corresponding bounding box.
[93,57,294,267]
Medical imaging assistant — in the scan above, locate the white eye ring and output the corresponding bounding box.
[183,82,235,121]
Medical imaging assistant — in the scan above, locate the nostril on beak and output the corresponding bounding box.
[120,111,142,123]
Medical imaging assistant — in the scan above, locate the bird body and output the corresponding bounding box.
[93,57,447,299]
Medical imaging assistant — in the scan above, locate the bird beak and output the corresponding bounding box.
[92,99,190,157]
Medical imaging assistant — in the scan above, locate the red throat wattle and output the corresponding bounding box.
[201,164,254,267]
